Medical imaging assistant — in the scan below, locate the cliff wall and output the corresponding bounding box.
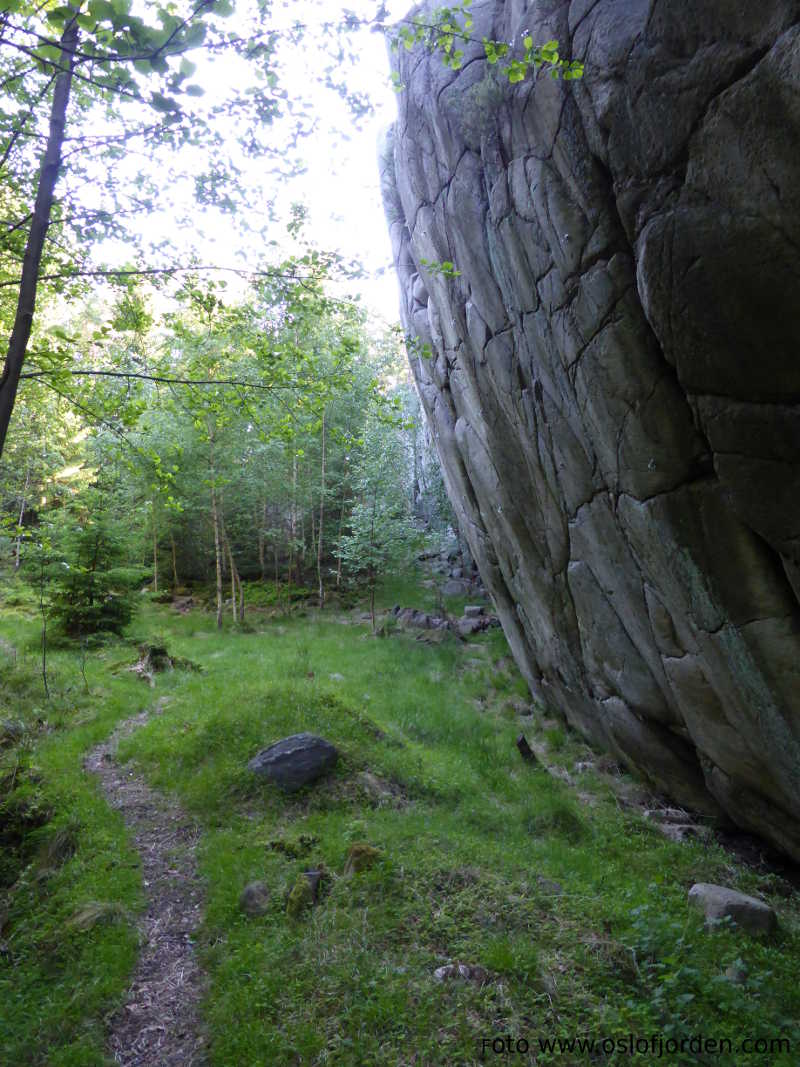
[381,0,800,855]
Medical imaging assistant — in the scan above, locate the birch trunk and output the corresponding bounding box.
[317,409,325,609]
[224,526,238,624]
[152,502,158,594]
[14,469,30,570]
[209,435,223,630]
[170,532,179,588]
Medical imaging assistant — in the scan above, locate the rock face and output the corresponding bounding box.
[382,2,800,855]
[248,733,339,792]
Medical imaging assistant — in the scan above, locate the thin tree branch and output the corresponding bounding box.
[20,367,281,391]
[0,264,329,287]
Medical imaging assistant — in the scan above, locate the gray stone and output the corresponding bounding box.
[303,869,324,901]
[535,875,564,896]
[456,616,484,637]
[382,1,800,858]
[688,883,778,935]
[433,962,489,984]
[0,719,24,747]
[239,881,271,917]
[656,823,712,844]
[464,605,484,618]
[397,607,431,629]
[248,733,338,792]
[442,578,470,597]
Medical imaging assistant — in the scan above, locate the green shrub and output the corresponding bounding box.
[43,516,147,638]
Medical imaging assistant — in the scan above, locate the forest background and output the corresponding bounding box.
[0,0,478,630]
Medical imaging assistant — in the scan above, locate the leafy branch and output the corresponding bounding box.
[390,0,583,87]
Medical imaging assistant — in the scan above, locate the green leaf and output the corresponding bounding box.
[150,92,179,113]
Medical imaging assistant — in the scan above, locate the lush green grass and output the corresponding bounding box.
[2,580,800,1066]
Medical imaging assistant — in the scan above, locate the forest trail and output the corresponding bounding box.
[84,700,207,1066]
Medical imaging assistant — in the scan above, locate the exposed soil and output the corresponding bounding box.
[85,702,207,1066]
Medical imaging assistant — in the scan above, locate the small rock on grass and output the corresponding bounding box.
[688,883,777,935]
[535,875,563,895]
[456,616,484,637]
[433,962,489,984]
[239,881,271,917]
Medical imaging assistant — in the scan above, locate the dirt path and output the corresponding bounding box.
[85,703,207,1066]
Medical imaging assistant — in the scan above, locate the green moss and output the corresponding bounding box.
[286,875,313,919]
[343,842,383,875]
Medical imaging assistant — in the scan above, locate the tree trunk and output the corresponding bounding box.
[258,497,267,580]
[152,502,159,593]
[317,409,325,609]
[309,506,316,575]
[39,554,49,699]
[14,469,30,570]
[411,416,420,512]
[335,459,348,590]
[0,19,79,458]
[299,490,306,584]
[209,436,223,630]
[289,451,297,588]
[369,490,377,632]
[224,526,238,624]
[170,532,179,588]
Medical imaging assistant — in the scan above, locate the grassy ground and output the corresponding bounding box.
[1,574,799,1065]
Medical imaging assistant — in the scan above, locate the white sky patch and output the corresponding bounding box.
[95,0,410,324]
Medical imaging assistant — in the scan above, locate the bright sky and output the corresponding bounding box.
[97,0,409,324]
[270,0,407,322]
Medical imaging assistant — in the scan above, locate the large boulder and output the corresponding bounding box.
[248,733,338,792]
[382,2,800,855]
